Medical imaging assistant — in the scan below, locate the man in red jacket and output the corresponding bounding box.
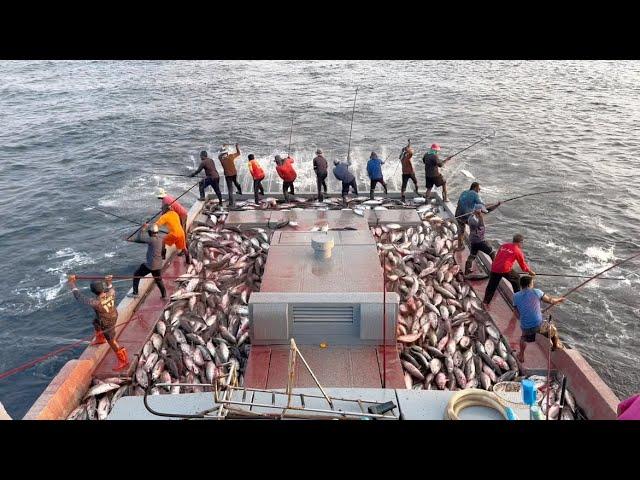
[483,233,536,307]
[274,154,297,202]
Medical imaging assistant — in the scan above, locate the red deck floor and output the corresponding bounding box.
[245,345,405,390]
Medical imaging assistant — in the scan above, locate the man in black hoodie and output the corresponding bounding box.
[313,148,328,201]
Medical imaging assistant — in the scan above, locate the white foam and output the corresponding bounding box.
[584,245,615,263]
[595,218,618,234]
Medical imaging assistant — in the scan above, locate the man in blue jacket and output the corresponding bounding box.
[366,151,387,199]
[455,182,500,251]
[333,158,358,205]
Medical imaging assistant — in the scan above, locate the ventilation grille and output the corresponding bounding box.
[292,305,355,323]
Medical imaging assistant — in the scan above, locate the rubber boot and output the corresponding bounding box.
[113,347,130,372]
[91,330,106,345]
[464,256,474,276]
[369,189,375,200]
[401,192,406,203]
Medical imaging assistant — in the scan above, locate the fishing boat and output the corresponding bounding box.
[20,192,621,420]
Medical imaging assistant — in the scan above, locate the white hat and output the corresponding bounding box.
[155,188,167,199]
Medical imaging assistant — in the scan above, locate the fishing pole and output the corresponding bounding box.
[145,172,193,177]
[126,181,200,241]
[443,130,497,164]
[534,273,626,281]
[391,139,411,179]
[71,274,209,281]
[453,189,565,220]
[287,111,295,157]
[542,250,640,314]
[346,87,359,161]
[90,206,144,226]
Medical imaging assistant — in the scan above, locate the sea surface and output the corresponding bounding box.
[1,60,639,419]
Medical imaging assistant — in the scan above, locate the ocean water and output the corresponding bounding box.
[0,60,639,418]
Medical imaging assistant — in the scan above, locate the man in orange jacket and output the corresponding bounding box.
[248,154,265,204]
[274,154,297,202]
[156,204,191,265]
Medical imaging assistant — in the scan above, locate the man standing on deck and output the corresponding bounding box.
[399,141,419,202]
[274,154,297,202]
[68,274,130,371]
[156,188,188,235]
[423,143,450,202]
[333,158,358,205]
[156,203,191,265]
[464,204,498,276]
[247,154,265,204]
[219,144,242,207]
[510,275,565,362]
[483,233,536,308]
[366,151,387,199]
[190,150,223,206]
[313,149,328,201]
[128,223,167,300]
[455,182,501,251]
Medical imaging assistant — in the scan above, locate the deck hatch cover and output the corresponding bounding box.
[292,305,355,323]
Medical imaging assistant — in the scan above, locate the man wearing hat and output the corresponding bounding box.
[399,141,419,202]
[218,143,242,207]
[422,143,450,202]
[464,203,497,276]
[156,203,191,265]
[313,148,328,201]
[333,157,358,205]
[155,188,188,235]
[68,274,130,372]
[190,150,223,206]
[366,151,387,199]
[274,154,297,202]
[455,182,501,251]
[129,222,167,300]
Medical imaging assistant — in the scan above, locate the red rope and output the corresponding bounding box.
[0,313,145,381]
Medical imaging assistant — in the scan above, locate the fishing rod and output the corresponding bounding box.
[126,181,200,241]
[346,87,359,161]
[443,130,497,164]
[90,206,144,226]
[287,111,295,157]
[453,189,565,220]
[534,273,626,281]
[542,250,640,314]
[145,172,193,177]
[391,139,411,179]
[71,274,208,281]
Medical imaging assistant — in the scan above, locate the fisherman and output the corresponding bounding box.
[333,158,358,204]
[247,154,265,204]
[399,141,419,202]
[464,203,497,275]
[155,187,188,235]
[218,144,242,207]
[313,148,328,201]
[274,154,297,202]
[455,182,501,251]
[483,233,536,308]
[510,275,565,362]
[617,394,640,420]
[67,274,130,371]
[128,223,167,300]
[156,203,191,265]
[423,143,450,202]
[366,151,387,199]
[190,150,223,206]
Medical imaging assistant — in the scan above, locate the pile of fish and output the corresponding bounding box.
[67,194,582,420]
[67,208,269,420]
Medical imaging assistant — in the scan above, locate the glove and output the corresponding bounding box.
[68,274,77,283]
[105,275,113,282]
[189,172,196,177]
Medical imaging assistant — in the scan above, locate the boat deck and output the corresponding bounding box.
[245,345,405,390]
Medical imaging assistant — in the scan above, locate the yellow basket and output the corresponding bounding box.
[492,381,543,408]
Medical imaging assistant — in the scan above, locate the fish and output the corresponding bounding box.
[135,366,149,389]
[429,358,442,375]
[97,396,111,420]
[84,382,121,399]
[402,360,425,381]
